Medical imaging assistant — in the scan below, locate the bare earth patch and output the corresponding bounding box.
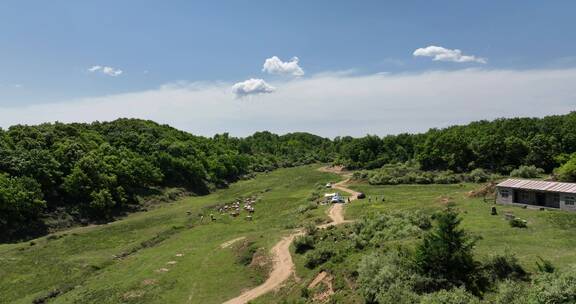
[142,279,158,286]
[308,271,335,302]
[220,236,247,249]
[122,290,145,300]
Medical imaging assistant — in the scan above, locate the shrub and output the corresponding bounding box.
[467,168,490,183]
[491,280,528,304]
[235,241,257,266]
[296,202,318,214]
[304,247,335,269]
[509,217,527,228]
[352,212,428,249]
[307,191,321,202]
[376,283,420,304]
[483,253,528,283]
[300,287,310,299]
[434,171,460,184]
[420,287,479,304]
[304,222,318,236]
[294,235,315,254]
[362,163,495,186]
[357,249,419,304]
[510,165,544,178]
[527,268,576,303]
[410,211,433,230]
[352,171,369,180]
[535,256,555,273]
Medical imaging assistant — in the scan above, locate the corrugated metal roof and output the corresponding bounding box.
[497,179,576,194]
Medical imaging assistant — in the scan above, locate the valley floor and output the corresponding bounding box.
[2,165,576,304]
[0,165,337,304]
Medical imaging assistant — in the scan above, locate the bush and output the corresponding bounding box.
[467,168,490,183]
[376,283,420,304]
[296,202,318,214]
[300,287,310,299]
[491,280,528,304]
[304,247,335,269]
[510,165,544,178]
[527,268,576,303]
[352,212,428,249]
[420,287,479,304]
[362,163,495,186]
[357,249,419,304]
[235,241,257,266]
[434,171,460,184]
[535,256,555,273]
[304,222,318,236]
[294,235,315,254]
[307,191,321,202]
[509,217,527,228]
[483,253,527,283]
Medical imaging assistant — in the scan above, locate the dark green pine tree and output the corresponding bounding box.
[414,208,480,293]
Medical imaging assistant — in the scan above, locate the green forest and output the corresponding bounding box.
[2,112,576,242]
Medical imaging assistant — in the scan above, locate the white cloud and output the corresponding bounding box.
[262,56,305,76]
[231,78,275,98]
[88,65,123,77]
[413,46,487,64]
[0,68,574,137]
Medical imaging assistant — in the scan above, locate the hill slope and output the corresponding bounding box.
[0,166,336,304]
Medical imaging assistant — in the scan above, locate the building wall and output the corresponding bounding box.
[497,186,575,211]
[561,193,576,211]
[515,190,535,205]
[546,192,560,208]
[496,187,514,204]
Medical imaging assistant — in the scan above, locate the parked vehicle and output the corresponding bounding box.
[331,193,345,203]
[357,192,366,199]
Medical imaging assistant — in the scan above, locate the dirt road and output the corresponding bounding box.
[222,167,356,304]
[222,233,303,304]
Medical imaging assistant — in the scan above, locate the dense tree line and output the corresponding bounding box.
[0,119,332,241]
[2,112,575,241]
[336,112,576,174]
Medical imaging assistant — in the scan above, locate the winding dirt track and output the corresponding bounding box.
[222,167,356,304]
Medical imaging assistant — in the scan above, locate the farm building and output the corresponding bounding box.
[496,179,576,211]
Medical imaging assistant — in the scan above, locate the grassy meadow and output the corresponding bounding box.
[3,165,576,304]
[0,165,336,304]
[345,182,576,270]
[254,179,576,303]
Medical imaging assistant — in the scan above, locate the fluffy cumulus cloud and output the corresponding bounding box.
[262,56,305,76]
[1,68,575,137]
[413,46,487,64]
[88,65,123,76]
[231,78,275,98]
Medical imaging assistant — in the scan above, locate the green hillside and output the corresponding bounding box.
[0,166,335,304]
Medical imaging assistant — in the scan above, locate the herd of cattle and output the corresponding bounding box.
[212,196,259,221]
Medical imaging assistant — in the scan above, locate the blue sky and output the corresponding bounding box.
[0,1,575,136]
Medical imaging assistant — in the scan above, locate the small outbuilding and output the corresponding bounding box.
[496,179,576,211]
